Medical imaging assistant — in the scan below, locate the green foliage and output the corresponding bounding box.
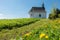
[49,8,60,19]
[49,13,56,19]
[58,14,60,18]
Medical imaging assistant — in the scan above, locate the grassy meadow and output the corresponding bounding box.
[0,18,60,40]
[0,18,39,31]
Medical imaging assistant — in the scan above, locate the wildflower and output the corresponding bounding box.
[39,33,45,38]
[25,32,31,37]
[45,35,48,39]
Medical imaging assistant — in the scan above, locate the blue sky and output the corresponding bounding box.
[0,0,60,19]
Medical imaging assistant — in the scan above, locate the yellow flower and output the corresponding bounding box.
[25,32,31,37]
[45,35,48,39]
[39,33,45,38]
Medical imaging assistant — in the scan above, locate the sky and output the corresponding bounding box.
[0,0,60,19]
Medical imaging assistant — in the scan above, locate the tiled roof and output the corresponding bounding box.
[30,7,45,12]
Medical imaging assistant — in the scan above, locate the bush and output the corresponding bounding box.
[49,13,56,19]
[49,8,60,19]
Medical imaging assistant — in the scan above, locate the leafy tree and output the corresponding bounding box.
[49,8,60,19]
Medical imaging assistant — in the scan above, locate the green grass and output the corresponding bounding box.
[0,18,40,31]
[0,18,60,40]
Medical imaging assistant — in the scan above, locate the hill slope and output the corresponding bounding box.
[0,18,40,31]
[0,19,60,40]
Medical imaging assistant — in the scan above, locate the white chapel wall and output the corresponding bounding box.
[29,12,46,18]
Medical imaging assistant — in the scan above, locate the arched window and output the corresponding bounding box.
[39,14,41,17]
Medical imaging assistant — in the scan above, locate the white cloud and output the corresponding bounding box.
[0,13,6,19]
[0,14,3,16]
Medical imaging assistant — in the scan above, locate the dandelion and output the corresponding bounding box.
[25,32,31,37]
[39,33,45,38]
[45,35,48,39]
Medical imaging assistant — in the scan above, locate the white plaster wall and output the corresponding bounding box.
[29,12,46,18]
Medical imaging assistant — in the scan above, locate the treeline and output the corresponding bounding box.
[49,8,60,19]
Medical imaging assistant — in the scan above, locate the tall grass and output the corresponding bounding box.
[0,18,40,31]
[0,19,60,40]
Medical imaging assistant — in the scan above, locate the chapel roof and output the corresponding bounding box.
[29,3,46,12]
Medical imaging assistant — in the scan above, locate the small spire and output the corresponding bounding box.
[42,3,45,9]
[42,3,44,7]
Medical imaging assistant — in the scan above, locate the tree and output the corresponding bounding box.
[49,8,60,19]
